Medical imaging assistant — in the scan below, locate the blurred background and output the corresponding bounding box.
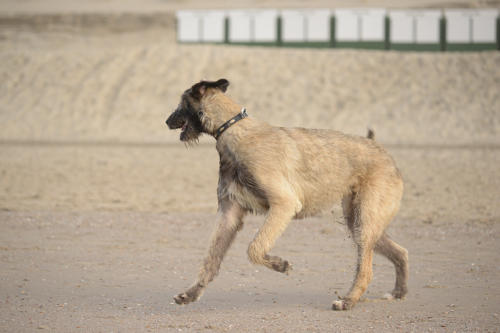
[0,0,498,217]
[0,0,499,216]
[0,0,499,145]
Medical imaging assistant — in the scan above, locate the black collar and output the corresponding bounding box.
[214,108,248,140]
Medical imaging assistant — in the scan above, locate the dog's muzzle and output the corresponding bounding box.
[166,111,183,130]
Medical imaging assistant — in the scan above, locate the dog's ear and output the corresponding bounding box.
[189,81,205,100]
[190,79,230,99]
[213,78,229,93]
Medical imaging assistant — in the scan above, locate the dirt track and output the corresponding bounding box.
[1,144,500,332]
[1,209,499,332]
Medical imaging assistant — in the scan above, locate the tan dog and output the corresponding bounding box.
[166,79,408,310]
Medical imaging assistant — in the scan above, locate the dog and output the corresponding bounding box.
[166,79,408,310]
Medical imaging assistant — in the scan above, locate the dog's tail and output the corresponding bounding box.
[367,128,375,140]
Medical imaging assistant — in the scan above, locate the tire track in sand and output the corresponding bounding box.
[102,48,147,129]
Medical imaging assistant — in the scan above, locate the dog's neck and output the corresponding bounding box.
[201,92,246,137]
[214,108,247,140]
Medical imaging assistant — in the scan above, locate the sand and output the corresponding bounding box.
[0,1,500,331]
[1,25,499,146]
[1,210,499,332]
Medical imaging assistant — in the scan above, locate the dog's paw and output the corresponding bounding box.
[266,255,292,275]
[272,259,292,275]
[391,286,408,299]
[282,260,292,275]
[332,298,354,311]
[382,293,394,300]
[173,292,198,305]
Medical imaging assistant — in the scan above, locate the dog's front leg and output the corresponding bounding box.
[174,199,246,305]
[247,202,297,274]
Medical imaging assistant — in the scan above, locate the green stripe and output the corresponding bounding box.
[330,16,336,48]
[224,17,229,44]
[390,43,441,51]
[497,16,500,50]
[440,17,447,52]
[224,41,283,47]
[335,41,386,50]
[276,16,282,46]
[446,43,498,51]
[280,42,332,48]
[384,16,391,50]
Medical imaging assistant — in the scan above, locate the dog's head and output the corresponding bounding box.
[166,79,230,142]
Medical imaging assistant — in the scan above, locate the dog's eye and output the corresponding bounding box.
[198,111,203,117]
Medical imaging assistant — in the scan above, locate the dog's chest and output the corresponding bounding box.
[225,181,268,214]
[217,147,269,214]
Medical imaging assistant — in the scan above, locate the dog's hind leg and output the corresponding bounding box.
[333,191,378,310]
[374,232,409,299]
[174,199,246,305]
[247,199,298,274]
[333,176,404,310]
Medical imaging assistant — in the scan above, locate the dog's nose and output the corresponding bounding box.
[166,114,173,127]
[166,115,177,129]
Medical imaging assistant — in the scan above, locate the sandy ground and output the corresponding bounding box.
[1,145,499,332]
[0,209,499,332]
[1,1,500,331]
[1,26,499,146]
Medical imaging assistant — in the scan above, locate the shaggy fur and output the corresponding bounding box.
[166,79,408,310]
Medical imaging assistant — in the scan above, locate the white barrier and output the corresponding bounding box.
[389,11,413,43]
[176,11,201,42]
[446,9,498,43]
[282,10,306,42]
[390,10,441,44]
[306,10,331,42]
[228,10,279,43]
[416,11,442,43]
[335,9,386,45]
[201,10,226,42]
[177,8,499,51]
[361,9,386,41]
[228,10,252,42]
[335,9,358,41]
[177,10,225,43]
[281,9,331,43]
[254,9,279,42]
[472,9,498,42]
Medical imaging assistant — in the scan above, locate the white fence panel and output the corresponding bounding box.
[282,10,305,42]
[416,11,441,43]
[201,11,226,42]
[306,9,331,41]
[446,9,498,43]
[472,9,498,42]
[177,8,498,49]
[254,10,279,42]
[335,9,359,41]
[335,9,386,42]
[390,10,441,44]
[446,10,473,42]
[360,9,386,41]
[389,11,413,43]
[177,11,201,42]
[445,9,498,43]
[228,10,252,42]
